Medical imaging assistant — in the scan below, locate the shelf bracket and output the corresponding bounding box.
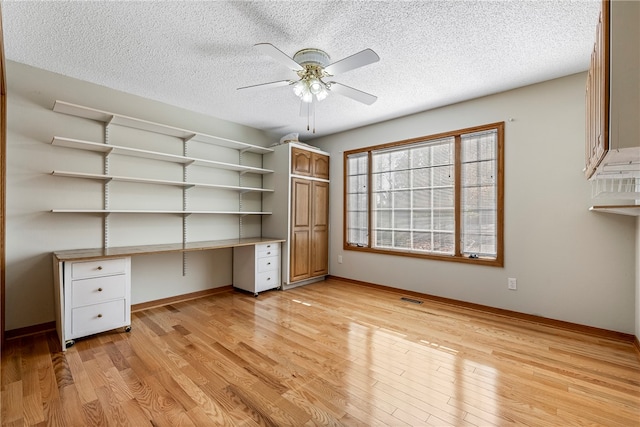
[103,121,112,249]
[182,139,189,276]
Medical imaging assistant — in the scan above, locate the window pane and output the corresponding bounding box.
[461,129,498,257]
[346,153,369,246]
[344,124,501,263]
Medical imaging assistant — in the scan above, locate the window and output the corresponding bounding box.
[344,122,504,266]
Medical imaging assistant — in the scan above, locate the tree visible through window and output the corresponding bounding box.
[344,122,504,266]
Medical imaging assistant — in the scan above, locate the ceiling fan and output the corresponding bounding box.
[238,43,380,133]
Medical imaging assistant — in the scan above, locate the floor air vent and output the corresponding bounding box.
[401,297,423,304]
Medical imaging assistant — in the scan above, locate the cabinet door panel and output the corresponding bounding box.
[311,181,329,276]
[290,229,311,281]
[291,178,312,281]
[311,228,329,276]
[312,153,330,180]
[292,179,311,227]
[291,147,312,176]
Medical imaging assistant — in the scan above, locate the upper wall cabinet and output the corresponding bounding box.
[585,0,639,181]
[586,1,640,216]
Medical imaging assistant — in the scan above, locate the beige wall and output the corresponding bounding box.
[313,73,637,334]
[6,62,639,337]
[5,61,272,330]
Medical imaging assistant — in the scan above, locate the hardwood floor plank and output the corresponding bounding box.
[3,279,639,426]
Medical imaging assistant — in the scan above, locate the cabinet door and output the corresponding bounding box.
[310,180,329,276]
[312,153,330,180]
[291,147,312,176]
[585,4,609,178]
[290,178,312,281]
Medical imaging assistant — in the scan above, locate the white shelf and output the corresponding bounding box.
[53,100,273,154]
[51,171,274,193]
[589,205,640,216]
[51,137,273,175]
[51,209,272,215]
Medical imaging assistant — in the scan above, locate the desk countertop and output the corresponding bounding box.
[53,237,286,262]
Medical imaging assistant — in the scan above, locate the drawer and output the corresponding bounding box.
[257,243,280,258]
[70,299,128,338]
[71,275,127,307]
[257,256,279,273]
[71,258,127,279]
[256,270,280,292]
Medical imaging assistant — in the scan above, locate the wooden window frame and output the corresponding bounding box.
[343,122,504,267]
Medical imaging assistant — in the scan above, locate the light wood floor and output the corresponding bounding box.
[2,278,640,426]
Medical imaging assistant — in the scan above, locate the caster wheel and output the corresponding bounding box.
[65,340,75,348]
[124,326,132,333]
[253,293,259,298]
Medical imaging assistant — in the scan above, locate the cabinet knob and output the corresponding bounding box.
[97,266,103,271]
[267,252,271,255]
[267,262,271,265]
[98,288,103,292]
[267,277,271,281]
[97,314,103,318]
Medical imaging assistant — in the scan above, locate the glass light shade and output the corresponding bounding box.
[308,78,323,95]
[315,87,328,101]
[301,91,313,103]
[293,80,307,97]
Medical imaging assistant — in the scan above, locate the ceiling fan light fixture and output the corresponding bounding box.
[308,78,323,94]
[293,80,308,97]
[315,87,329,102]
[301,91,313,103]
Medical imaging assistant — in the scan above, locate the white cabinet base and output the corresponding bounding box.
[233,243,281,296]
[57,257,132,350]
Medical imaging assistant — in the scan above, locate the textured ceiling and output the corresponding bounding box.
[3,0,600,141]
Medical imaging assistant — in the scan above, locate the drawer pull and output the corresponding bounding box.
[97,266,103,271]
[98,288,103,292]
[267,277,271,281]
[267,252,271,255]
[97,314,103,318]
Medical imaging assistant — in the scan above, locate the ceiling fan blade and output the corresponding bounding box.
[237,80,293,91]
[254,43,304,71]
[324,48,379,75]
[328,82,377,105]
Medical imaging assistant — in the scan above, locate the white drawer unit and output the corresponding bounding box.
[61,257,131,349]
[233,242,281,296]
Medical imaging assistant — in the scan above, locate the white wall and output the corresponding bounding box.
[6,61,272,331]
[313,73,637,334]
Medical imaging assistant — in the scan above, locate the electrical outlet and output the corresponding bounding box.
[508,277,517,290]
[338,255,343,264]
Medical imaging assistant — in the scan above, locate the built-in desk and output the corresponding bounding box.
[53,237,285,350]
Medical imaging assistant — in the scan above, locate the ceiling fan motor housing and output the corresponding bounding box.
[293,48,331,68]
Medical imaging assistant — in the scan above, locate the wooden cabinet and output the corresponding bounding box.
[233,242,281,296]
[59,257,131,349]
[292,146,330,180]
[263,144,330,288]
[585,0,639,181]
[585,3,609,179]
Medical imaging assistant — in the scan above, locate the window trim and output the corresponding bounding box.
[343,122,504,267]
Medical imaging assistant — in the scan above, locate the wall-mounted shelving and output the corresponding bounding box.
[51,171,273,193]
[50,137,273,174]
[53,100,273,154]
[589,205,640,216]
[50,100,275,251]
[51,209,271,215]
